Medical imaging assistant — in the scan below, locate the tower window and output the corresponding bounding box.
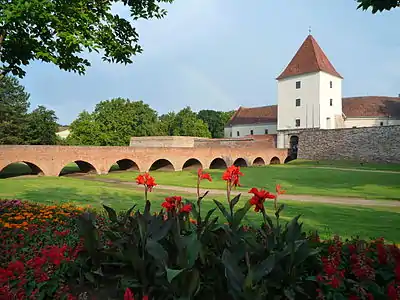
[230,132,232,137]
[236,131,240,137]
[296,98,301,107]
[264,129,268,134]
[296,81,301,89]
[330,99,333,106]
[295,119,300,127]
[380,122,384,126]
[250,130,254,135]
[330,81,333,88]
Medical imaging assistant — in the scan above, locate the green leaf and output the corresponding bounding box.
[252,253,277,282]
[275,204,285,218]
[213,199,232,223]
[189,201,200,220]
[221,249,245,293]
[204,207,217,224]
[166,268,184,283]
[146,239,168,262]
[232,200,252,229]
[185,233,201,268]
[186,268,200,297]
[103,204,118,223]
[230,193,241,210]
[84,272,96,283]
[122,204,136,224]
[150,218,172,242]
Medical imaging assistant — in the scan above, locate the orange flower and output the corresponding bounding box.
[222,165,244,188]
[197,168,212,181]
[248,187,276,213]
[276,184,286,195]
[136,172,157,191]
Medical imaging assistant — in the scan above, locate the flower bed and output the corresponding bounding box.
[1,167,399,299]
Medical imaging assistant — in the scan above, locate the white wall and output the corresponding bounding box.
[344,117,400,128]
[224,123,277,138]
[277,72,321,130]
[56,129,70,139]
[318,72,343,129]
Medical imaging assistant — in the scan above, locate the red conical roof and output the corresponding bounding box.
[276,35,342,80]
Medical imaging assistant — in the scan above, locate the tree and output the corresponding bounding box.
[357,0,399,13]
[197,109,235,138]
[67,111,103,146]
[68,98,160,146]
[157,112,177,136]
[0,0,173,78]
[25,105,59,145]
[0,76,30,144]
[169,107,211,138]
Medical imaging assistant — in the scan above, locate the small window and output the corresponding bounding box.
[296,81,301,89]
[352,126,357,128]
[330,99,333,106]
[230,132,232,137]
[380,122,384,126]
[330,81,333,88]
[250,130,254,135]
[236,131,239,137]
[296,98,301,107]
[295,119,300,127]
[264,129,268,134]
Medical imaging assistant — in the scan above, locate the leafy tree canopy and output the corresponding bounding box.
[169,107,211,138]
[198,109,235,138]
[0,0,173,78]
[25,105,59,145]
[357,0,399,13]
[68,98,160,146]
[0,75,30,144]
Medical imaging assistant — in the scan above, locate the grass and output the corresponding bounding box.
[99,166,400,200]
[0,176,399,243]
[288,159,400,171]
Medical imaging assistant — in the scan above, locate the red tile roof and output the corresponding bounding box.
[343,96,400,118]
[276,35,342,80]
[227,96,400,126]
[227,105,277,126]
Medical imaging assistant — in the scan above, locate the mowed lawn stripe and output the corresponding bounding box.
[0,176,399,242]
[98,165,400,200]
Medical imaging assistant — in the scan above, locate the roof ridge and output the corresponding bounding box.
[276,34,342,80]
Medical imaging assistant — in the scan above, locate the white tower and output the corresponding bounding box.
[276,34,343,135]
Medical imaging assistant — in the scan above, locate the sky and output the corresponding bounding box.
[20,0,400,125]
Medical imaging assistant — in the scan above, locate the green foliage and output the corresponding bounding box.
[357,0,399,13]
[0,75,30,144]
[0,0,174,78]
[78,193,321,299]
[24,105,59,145]
[197,110,235,138]
[158,107,211,138]
[68,98,160,146]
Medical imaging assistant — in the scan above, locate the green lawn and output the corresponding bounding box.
[0,176,399,242]
[288,159,400,171]
[2,161,400,200]
[100,165,400,200]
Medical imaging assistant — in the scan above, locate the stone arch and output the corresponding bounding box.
[109,159,139,172]
[182,158,203,170]
[0,161,44,178]
[59,160,98,176]
[252,157,265,166]
[289,135,299,160]
[233,158,248,167]
[284,156,293,164]
[209,158,227,169]
[150,159,175,171]
[270,157,281,165]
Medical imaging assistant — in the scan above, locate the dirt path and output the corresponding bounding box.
[74,176,400,208]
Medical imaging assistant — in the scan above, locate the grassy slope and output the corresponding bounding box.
[0,176,399,242]
[100,166,400,200]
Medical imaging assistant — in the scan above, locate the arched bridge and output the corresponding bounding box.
[0,144,288,177]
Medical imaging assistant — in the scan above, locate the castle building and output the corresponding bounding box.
[224,34,400,153]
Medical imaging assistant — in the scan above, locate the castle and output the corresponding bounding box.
[224,34,400,154]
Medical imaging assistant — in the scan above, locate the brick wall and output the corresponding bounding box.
[298,125,400,163]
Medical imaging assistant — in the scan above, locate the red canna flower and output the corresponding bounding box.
[135,173,157,192]
[180,204,192,213]
[124,288,134,300]
[275,184,286,195]
[248,187,276,213]
[142,296,149,300]
[222,165,243,188]
[198,168,212,181]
